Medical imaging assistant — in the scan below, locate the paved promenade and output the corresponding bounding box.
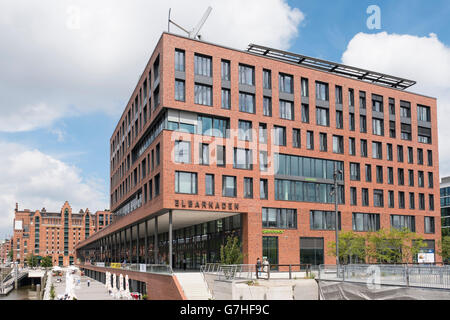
[52,274,115,300]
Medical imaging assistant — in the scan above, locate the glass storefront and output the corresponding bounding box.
[262,236,279,270]
[300,237,324,266]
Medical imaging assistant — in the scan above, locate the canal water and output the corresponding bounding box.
[0,285,40,300]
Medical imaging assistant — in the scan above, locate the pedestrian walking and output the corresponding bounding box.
[263,258,269,278]
[256,257,262,278]
[87,279,90,287]
[182,257,186,271]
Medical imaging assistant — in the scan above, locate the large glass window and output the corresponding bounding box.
[273,126,286,146]
[418,105,431,122]
[194,84,212,106]
[391,215,415,232]
[372,118,384,136]
[301,78,309,97]
[221,89,231,109]
[175,49,185,72]
[194,54,212,77]
[222,176,237,197]
[263,97,272,117]
[300,237,323,266]
[175,80,185,102]
[316,81,329,101]
[333,135,344,154]
[244,177,253,199]
[197,115,229,138]
[263,237,279,267]
[239,92,255,113]
[263,69,271,89]
[233,148,253,170]
[260,179,268,200]
[352,213,380,232]
[238,120,252,141]
[279,73,293,94]
[263,208,297,229]
[301,104,309,123]
[310,211,341,230]
[205,174,214,196]
[425,217,435,234]
[174,141,190,164]
[199,143,209,165]
[221,60,230,81]
[280,100,294,120]
[239,64,255,85]
[316,107,329,126]
[175,171,198,194]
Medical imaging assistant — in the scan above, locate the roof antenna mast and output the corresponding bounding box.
[168,6,212,40]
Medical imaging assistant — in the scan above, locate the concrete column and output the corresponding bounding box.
[169,210,173,268]
[154,217,158,264]
[145,220,148,264]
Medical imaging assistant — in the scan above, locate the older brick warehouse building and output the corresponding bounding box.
[12,202,112,266]
[76,32,441,277]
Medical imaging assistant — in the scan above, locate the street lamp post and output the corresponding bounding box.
[332,163,342,277]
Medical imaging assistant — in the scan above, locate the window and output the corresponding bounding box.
[408,170,414,187]
[372,95,383,112]
[397,145,404,162]
[260,179,268,200]
[417,105,431,122]
[398,168,405,186]
[316,82,329,101]
[391,215,415,232]
[310,211,341,230]
[418,127,432,144]
[194,54,212,77]
[349,137,356,155]
[349,89,355,107]
[301,78,309,97]
[361,139,367,157]
[263,69,271,89]
[263,97,272,116]
[349,113,355,131]
[205,174,214,196]
[418,149,424,165]
[401,124,412,141]
[239,92,255,113]
[335,86,343,104]
[221,60,230,81]
[390,121,396,138]
[174,141,190,164]
[233,148,253,170]
[175,80,185,101]
[316,107,329,126]
[199,143,209,165]
[425,217,435,234]
[274,126,286,146]
[353,213,380,232]
[372,118,384,136]
[350,163,360,181]
[362,188,369,206]
[333,135,343,154]
[280,100,294,120]
[319,133,327,152]
[279,73,293,93]
[359,91,366,110]
[419,193,425,210]
[239,64,255,85]
[175,171,197,194]
[372,142,382,159]
[238,120,252,141]
[376,166,383,183]
[365,164,372,182]
[263,208,297,229]
[427,150,433,166]
[259,151,268,172]
[350,187,357,205]
[336,110,343,129]
[194,84,212,106]
[374,190,384,207]
[293,129,301,148]
[399,191,405,209]
[217,146,226,167]
[388,167,394,184]
[244,177,253,199]
[175,49,185,72]
[429,195,435,211]
[259,123,268,144]
[307,131,315,150]
[400,101,411,118]
[418,171,424,187]
[198,115,229,138]
[387,144,393,161]
[409,192,415,209]
[222,176,237,197]
[221,89,231,109]
[388,191,395,208]
[428,172,434,188]
[301,104,309,123]
[389,98,395,115]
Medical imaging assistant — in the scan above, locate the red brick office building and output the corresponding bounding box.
[12,202,112,266]
[76,32,440,273]
[0,238,12,264]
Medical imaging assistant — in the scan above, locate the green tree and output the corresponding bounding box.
[50,284,56,300]
[327,231,366,264]
[26,254,39,267]
[40,256,53,268]
[220,236,244,265]
[438,236,450,263]
[7,250,13,261]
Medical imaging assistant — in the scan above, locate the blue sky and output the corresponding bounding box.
[0,0,449,239]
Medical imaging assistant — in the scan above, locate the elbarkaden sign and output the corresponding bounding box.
[174,199,239,211]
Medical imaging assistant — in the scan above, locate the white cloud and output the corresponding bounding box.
[342,32,450,176]
[0,141,108,238]
[0,0,304,132]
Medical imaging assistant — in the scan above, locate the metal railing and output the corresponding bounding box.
[201,263,313,281]
[79,262,173,275]
[318,264,450,289]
